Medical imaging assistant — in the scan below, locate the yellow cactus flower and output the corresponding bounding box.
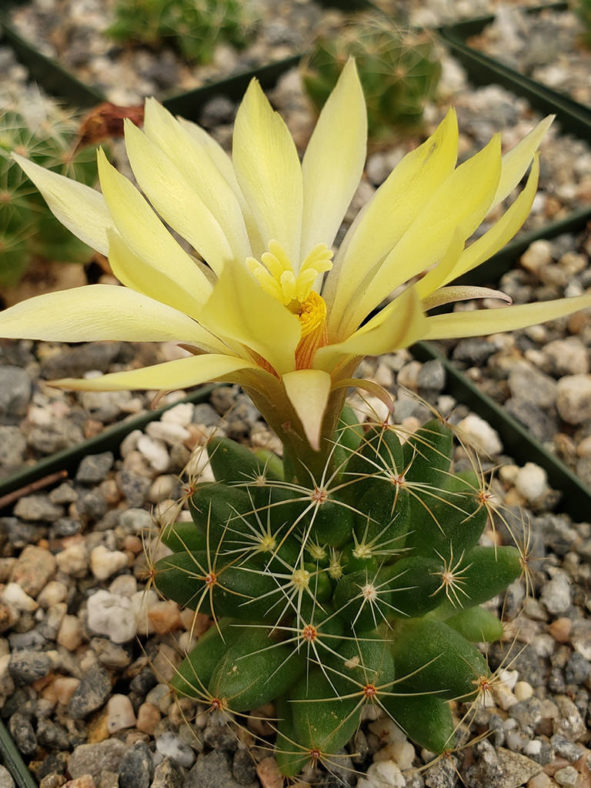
[1,60,590,473]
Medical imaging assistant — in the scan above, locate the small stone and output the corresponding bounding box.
[106,694,136,733]
[80,388,132,422]
[37,581,68,608]
[118,741,153,788]
[151,758,183,788]
[136,702,161,735]
[515,463,548,502]
[76,452,114,484]
[0,764,14,788]
[156,732,196,769]
[50,676,80,706]
[146,420,191,446]
[87,590,137,643]
[68,740,127,781]
[68,667,112,719]
[457,413,502,455]
[508,363,557,408]
[553,695,586,740]
[9,650,51,684]
[357,760,405,788]
[56,542,88,576]
[548,617,572,643]
[63,777,95,788]
[527,775,552,788]
[514,682,534,702]
[9,711,37,756]
[13,495,63,522]
[417,360,446,391]
[57,615,84,651]
[147,600,182,634]
[554,766,579,787]
[89,546,128,580]
[540,571,571,615]
[40,342,121,379]
[0,426,26,470]
[90,638,131,670]
[0,366,31,420]
[49,482,78,504]
[137,435,170,472]
[544,337,589,376]
[10,545,57,597]
[1,582,37,612]
[232,748,257,785]
[256,757,283,788]
[496,748,542,788]
[162,402,194,425]
[556,375,591,425]
[521,240,552,273]
[148,475,180,503]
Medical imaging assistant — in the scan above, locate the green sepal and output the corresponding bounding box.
[437,546,522,612]
[171,619,239,697]
[382,693,455,753]
[403,470,487,560]
[289,669,360,755]
[443,606,504,643]
[390,619,488,700]
[208,626,306,712]
[160,520,207,553]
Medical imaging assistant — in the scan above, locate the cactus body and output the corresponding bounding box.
[155,415,522,775]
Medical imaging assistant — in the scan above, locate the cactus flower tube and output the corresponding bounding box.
[1,59,590,477]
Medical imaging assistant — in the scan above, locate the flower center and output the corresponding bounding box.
[247,240,333,369]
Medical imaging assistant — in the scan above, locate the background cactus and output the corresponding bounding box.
[301,14,442,142]
[153,409,523,776]
[0,94,100,287]
[576,0,591,48]
[106,0,254,65]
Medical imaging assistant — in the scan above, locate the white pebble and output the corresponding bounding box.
[106,693,136,733]
[514,681,534,701]
[56,543,88,576]
[540,571,572,615]
[120,429,142,458]
[556,375,591,425]
[109,575,137,597]
[132,589,159,636]
[57,614,84,651]
[37,581,68,608]
[146,421,191,446]
[357,760,405,788]
[155,731,196,769]
[1,582,37,612]
[457,414,502,456]
[87,590,138,643]
[162,402,194,426]
[137,435,170,472]
[90,546,128,581]
[515,463,548,502]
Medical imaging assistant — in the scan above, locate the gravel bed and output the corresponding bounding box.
[466,6,591,109]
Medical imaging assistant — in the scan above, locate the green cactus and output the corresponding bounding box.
[576,0,591,48]
[106,0,254,65]
[154,408,523,776]
[302,15,442,142]
[0,101,100,287]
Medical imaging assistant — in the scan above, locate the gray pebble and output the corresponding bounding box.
[118,741,154,788]
[150,757,183,788]
[565,651,591,685]
[68,666,112,719]
[186,751,246,788]
[0,366,31,422]
[0,517,45,549]
[39,342,122,379]
[8,711,37,756]
[193,402,221,426]
[452,338,496,365]
[155,731,196,769]
[424,755,458,788]
[204,720,239,751]
[508,363,557,408]
[0,765,14,788]
[232,748,257,785]
[36,719,70,750]
[550,734,582,762]
[504,398,558,443]
[0,426,27,470]
[9,651,52,684]
[68,739,128,780]
[417,359,446,391]
[13,494,63,523]
[496,748,543,788]
[27,420,84,455]
[200,96,237,127]
[540,571,572,615]
[76,451,114,484]
[76,489,109,522]
[118,470,152,507]
[51,517,82,537]
[49,482,78,504]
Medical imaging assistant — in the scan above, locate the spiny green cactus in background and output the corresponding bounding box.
[0,101,99,287]
[302,15,441,142]
[106,0,254,65]
[576,0,591,48]
[154,408,524,777]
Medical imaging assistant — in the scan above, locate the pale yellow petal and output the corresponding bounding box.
[343,134,502,335]
[233,79,303,264]
[13,153,111,254]
[107,231,227,353]
[97,149,212,303]
[441,155,540,286]
[141,101,251,264]
[325,109,458,332]
[0,285,210,344]
[415,230,465,301]
[493,116,552,207]
[301,59,367,257]
[422,285,511,311]
[282,369,331,451]
[201,262,301,376]
[315,287,426,371]
[123,121,234,273]
[423,295,591,340]
[51,354,258,391]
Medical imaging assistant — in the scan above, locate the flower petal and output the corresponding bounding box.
[107,231,227,352]
[422,286,511,311]
[50,354,258,391]
[423,295,591,340]
[233,79,303,263]
[301,58,367,258]
[201,262,301,376]
[343,133,502,334]
[325,109,458,333]
[493,116,552,207]
[13,153,111,254]
[97,149,212,303]
[282,369,331,451]
[315,287,425,371]
[441,155,540,286]
[0,285,211,344]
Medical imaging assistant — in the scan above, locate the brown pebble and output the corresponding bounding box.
[58,615,84,651]
[10,545,57,597]
[256,756,284,788]
[50,676,81,705]
[180,610,210,637]
[84,420,104,439]
[548,617,572,643]
[136,702,161,735]
[123,535,143,554]
[64,776,96,788]
[148,601,182,635]
[88,711,110,743]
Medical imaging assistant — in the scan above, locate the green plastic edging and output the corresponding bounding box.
[0,720,37,788]
[0,384,217,504]
[439,4,591,137]
[412,341,591,521]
